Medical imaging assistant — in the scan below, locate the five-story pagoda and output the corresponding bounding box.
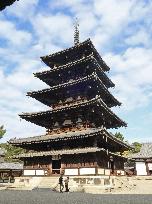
[9,22,130,177]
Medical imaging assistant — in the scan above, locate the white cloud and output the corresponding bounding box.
[32,13,74,49]
[0,0,152,143]
[105,46,152,111]
[94,0,134,32]
[125,29,151,47]
[49,0,152,52]
[0,19,32,47]
[6,0,39,20]
[0,64,47,143]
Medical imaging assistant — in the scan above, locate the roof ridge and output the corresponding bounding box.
[41,39,91,59]
[20,96,100,116]
[9,128,102,143]
[27,73,97,95]
[14,146,105,158]
[97,98,127,127]
[27,73,118,107]
[34,54,94,76]
[19,96,126,127]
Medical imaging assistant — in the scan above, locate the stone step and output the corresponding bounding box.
[10,177,43,190]
[38,177,79,191]
[10,176,116,192]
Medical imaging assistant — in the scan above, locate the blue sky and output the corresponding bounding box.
[0,0,152,143]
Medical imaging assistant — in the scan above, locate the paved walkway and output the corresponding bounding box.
[0,189,152,204]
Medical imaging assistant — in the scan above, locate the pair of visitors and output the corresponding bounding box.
[64,176,69,192]
[59,175,69,193]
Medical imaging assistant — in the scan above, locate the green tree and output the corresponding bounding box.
[0,125,6,139]
[114,132,124,141]
[131,142,142,153]
[0,143,25,162]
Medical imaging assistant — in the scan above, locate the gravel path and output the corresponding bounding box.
[0,189,152,204]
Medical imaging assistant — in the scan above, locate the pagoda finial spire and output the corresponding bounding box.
[74,18,79,46]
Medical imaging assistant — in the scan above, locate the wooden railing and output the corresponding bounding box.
[52,98,88,110]
[46,125,93,135]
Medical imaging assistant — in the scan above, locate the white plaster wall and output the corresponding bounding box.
[36,170,45,176]
[104,169,110,176]
[79,168,95,175]
[24,170,35,176]
[98,168,105,175]
[64,169,78,175]
[136,162,147,175]
[148,163,152,170]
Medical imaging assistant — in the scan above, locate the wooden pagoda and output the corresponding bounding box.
[9,24,130,177]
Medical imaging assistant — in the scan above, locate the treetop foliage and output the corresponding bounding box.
[0,143,25,162]
[114,132,124,141]
[114,132,142,154]
[131,142,142,153]
[0,125,6,139]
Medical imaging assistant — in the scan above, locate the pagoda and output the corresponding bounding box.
[9,22,130,177]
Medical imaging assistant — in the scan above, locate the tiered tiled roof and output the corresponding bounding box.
[19,96,126,129]
[14,147,104,158]
[27,73,120,108]
[12,36,128,156]
[14,147,128,159]
[9,128,131,150]
[18,38,127,131]
[34,55,114,88]
[41,39,110,71]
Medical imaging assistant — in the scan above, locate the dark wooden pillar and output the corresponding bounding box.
[146,160,150,176]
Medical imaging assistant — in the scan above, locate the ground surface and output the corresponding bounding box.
[112,179,152,194]
[0,189,152,204]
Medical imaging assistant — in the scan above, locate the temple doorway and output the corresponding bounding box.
[110,161,114,173]
[110,156,114,174]
[52,159,61,175]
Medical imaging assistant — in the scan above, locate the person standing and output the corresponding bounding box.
[59,175,64,193]
[64,176,69,192]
